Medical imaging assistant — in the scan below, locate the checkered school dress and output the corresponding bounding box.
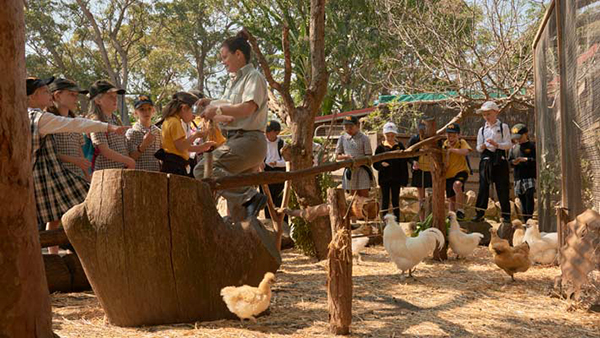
[336,132,374,190]
[53,132,87,178]
[91,113,129,170]
[125,122,161,171]
[29,109,89,225]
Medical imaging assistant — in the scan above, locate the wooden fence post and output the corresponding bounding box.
[326,188,352,335]
[424,118,448,260]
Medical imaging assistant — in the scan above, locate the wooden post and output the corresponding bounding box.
[261,183,284,252]
[0,2,54,337]
[326,188,352,335]
[424,118,448,260]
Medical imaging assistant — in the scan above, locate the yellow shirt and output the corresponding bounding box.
[444,139,471,178]
[161,116,189,160]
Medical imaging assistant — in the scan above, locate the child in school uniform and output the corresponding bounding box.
[46,78,91,180]
[125,95,162,172]
[408,121,433,222]
[373,122,409,221]
[443,123,471,220]
[157,92,229,176]
[87,80,135,171]
[508,124,536,222]
[27,76,128,254]
[336,115,373,198]
[473,101,512,223]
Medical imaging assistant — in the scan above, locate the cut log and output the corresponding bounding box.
[62,169,281,327]
[39,228,69,248]
[326,188,352,335]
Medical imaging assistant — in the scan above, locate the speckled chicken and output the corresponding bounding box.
[220,272,276,323]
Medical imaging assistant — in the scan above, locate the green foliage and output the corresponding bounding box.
[413,213,450,237]
[289,172,337,257]
[362,101,424,135]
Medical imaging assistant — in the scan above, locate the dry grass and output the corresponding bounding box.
[52,246,599,337]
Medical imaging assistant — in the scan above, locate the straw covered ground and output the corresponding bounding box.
[52,246,599,338]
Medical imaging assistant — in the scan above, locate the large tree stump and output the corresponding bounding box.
[0,2,54,337]
[62,169,281,327]
[326,188,352,335]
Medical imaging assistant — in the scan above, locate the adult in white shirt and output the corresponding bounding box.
[473,101,512,223]
[260,120,286,219]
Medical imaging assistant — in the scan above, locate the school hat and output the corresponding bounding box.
[511,123,528,139]
[49,78,88,94]
[383,122,398,134]
[26,76,55,96]
[133,94,154,109]
[342,115,359,125]
[446,123,461,134]
[172,91,199,106]
[476,101,500,114]
[266,120,282,132]
[88,80,125,100]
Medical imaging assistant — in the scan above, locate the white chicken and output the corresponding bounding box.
[351,236,369,265]
[220,272,276,323]
[448,211,484,259]
[523,222,558,265]
[383,214,445,277]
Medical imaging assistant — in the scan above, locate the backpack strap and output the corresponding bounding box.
[277,138,284,160]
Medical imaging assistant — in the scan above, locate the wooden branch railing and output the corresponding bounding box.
[201,148,440,191]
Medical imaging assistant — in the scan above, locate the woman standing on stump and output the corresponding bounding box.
[193,31,269,221]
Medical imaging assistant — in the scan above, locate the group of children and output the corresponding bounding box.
[337,101,537,223]
[26,76,228,254]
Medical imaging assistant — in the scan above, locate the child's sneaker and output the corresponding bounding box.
[456,210,465,221]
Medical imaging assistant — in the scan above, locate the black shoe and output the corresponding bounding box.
[245,193,268,220]
[456,211,465,221]
[471,213,484,222]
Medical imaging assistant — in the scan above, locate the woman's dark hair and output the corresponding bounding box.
[222,31,251,63]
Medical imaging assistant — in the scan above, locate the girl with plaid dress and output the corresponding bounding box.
[126,95,162,171]
[46,78,91,181]
[87,80,135,171]
[26,77,128,254]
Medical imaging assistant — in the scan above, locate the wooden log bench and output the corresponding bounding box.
[62,169,281,327]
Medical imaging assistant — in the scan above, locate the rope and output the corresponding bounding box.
[376,199,537,219]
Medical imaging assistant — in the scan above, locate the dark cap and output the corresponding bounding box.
[188,89,204,99]
[88,80,125,100]
[172,91,199,107]
[266,120,281,132]
[446,123,461,134]
[26,76,55,96]
[511,124,528,139]
[342,115,359,125]
[133,95,154,109]
[49,78,88,94]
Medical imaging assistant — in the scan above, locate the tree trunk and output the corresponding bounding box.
[289,106,332,260]
[424,119,447,260]
[326,189,352,335]
[62,170,281,327]
[0,2,54,336]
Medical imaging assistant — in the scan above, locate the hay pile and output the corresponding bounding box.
[52,247,598,337]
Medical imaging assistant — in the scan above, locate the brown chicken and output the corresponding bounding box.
[489,228,531,281]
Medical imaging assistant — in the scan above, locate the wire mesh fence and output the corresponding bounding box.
[534,0,600,231]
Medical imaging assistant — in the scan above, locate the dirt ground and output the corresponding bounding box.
[52,246,599,338]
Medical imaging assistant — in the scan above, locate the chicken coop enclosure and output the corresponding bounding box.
[533,0,600,232]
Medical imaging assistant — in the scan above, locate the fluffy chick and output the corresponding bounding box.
[383,214,444,277]
[512,220,526,246]
[220,272,276,323]
[448,211,484,259]
[489,228,531,281]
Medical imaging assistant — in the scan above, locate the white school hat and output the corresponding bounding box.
[476,101,500,113]
[383,122,398,134]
